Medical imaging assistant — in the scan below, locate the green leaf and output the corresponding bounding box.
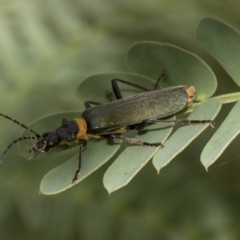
[201,100,240,170]
[126,41,217,100]
[153,98,222,173]
[76,72,156,103]
[19,45,223,194]
[103,119,174,194]
[197,17,240,87]
[40,139,121,195]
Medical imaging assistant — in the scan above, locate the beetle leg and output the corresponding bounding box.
[111,78,150,99]
[72,139,87,183]
[128,120,150,131]
[145,118,215,128]
[153,70,168,90]
[104,134,163,147]
[109,70,168,100]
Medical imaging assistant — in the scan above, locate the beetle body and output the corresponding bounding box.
[82,86,194,134]
[32,86,194,155]
[0,71,214,183]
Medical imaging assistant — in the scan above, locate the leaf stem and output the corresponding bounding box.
[184,91,240,114]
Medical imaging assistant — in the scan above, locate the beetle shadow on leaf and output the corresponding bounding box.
[137,125,173,135]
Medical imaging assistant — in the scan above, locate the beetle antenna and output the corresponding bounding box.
[0,113,42,139]
[0,136,38,164]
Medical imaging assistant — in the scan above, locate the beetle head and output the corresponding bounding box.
[29,132,61,158]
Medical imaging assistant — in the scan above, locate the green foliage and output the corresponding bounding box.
[17,18,240,195]
[40,139,121,194]
[126,42,217,100]
[153,98,221,173]
[103,118,174,193]
[197,17,240,87]
[1,2,240,239]
[201,100,240,169]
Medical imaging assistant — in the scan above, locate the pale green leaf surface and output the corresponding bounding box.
[201,100,240,169]
[40,139,121,195]
[103,119,174,194]
[126,41,217,100]
[76,73,156,103]
[197,17,240,87]
[153,98,222,173]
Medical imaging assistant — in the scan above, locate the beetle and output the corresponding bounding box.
[0,71,214,183]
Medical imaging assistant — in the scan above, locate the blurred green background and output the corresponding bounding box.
[1,0,240,239]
